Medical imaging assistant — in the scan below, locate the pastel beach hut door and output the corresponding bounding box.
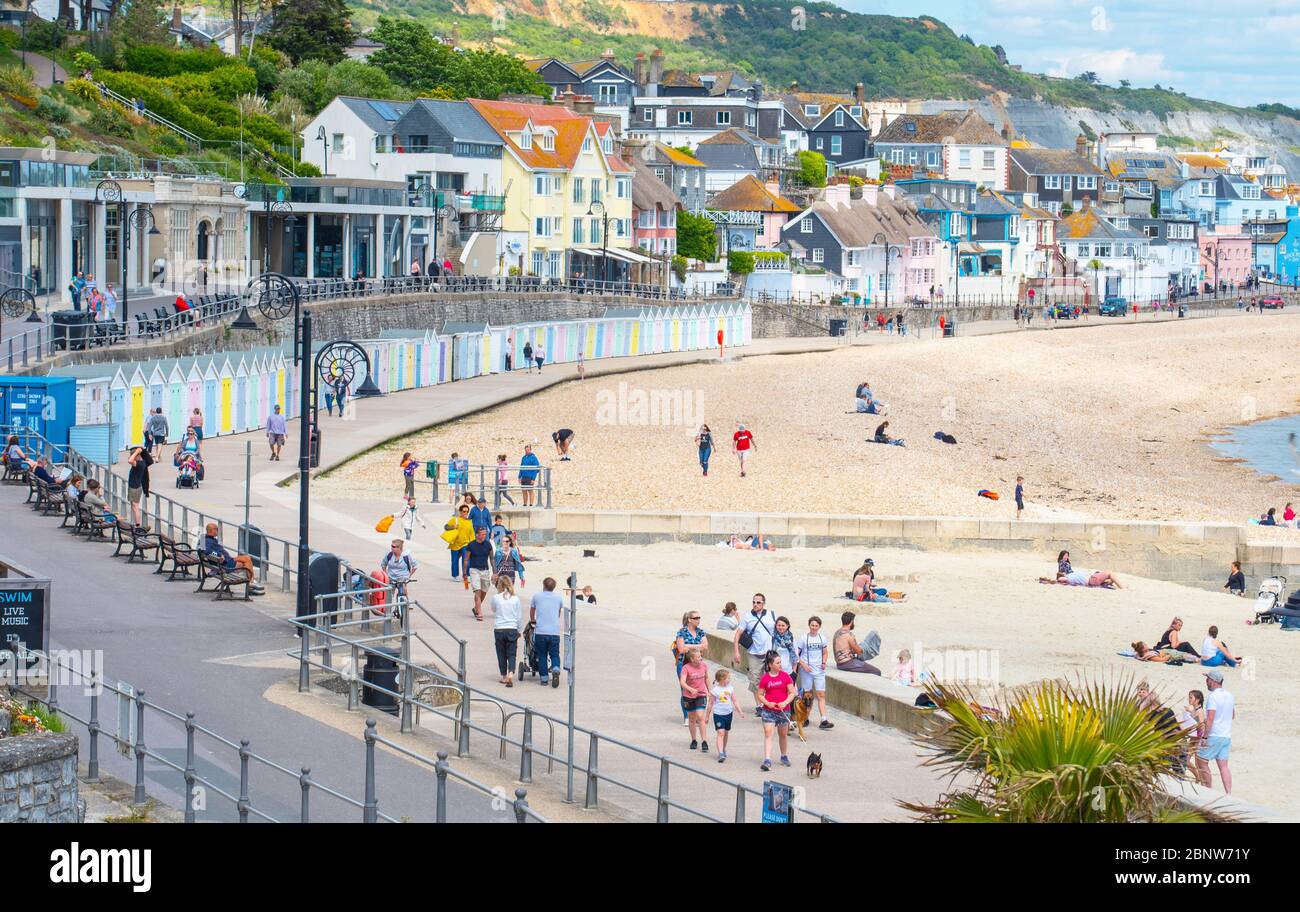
[109,368,128,453]
[234,358,249,432]
[218,359,234,435]
[127,366,147,447]
[147,364,166,411]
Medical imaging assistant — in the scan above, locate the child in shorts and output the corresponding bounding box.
[706,668,744,764]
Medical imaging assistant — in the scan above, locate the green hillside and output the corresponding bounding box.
[350,0,1262,119]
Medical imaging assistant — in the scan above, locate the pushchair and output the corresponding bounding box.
[175,452,203,489]
[1254,576,1300,629]
[516,620,541,680]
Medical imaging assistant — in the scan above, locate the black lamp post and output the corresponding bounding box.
[316,126,329,177]
[94,178,121,316]
[1204,243,1219,298]
[873,231,901,310]
[588,200,610,286]
[121,206,160,328]
[431,198,455,280]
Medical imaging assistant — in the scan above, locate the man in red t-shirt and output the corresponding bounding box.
[733,424,756,477]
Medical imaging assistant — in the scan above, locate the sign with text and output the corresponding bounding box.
[0,576,50,660]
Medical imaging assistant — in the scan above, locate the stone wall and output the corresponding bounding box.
[0,731,80,823]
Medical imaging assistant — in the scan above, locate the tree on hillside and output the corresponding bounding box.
[267,0,354,66]
[278,59,407,115]
[439,49,549,100]
[1076,71,1099,84]
[991,45,1008,65]
[676,210,717,263]
[115,0,169,47]
[369,18,457,93]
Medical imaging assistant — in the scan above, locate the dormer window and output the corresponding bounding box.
[541,133,555,151]
[602,137,613,153]
[520,130,533,150]
[582,137,594,153]
[1113,217,1129,229]
[834,110,844,127]
[804,105,820,117]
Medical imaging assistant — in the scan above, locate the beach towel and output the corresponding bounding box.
[978,489,999,500]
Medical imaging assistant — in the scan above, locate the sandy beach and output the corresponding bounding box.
[319,312,1300,527]
[517,542,1298,817]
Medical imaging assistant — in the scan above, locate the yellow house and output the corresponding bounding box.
[470,99,634,280]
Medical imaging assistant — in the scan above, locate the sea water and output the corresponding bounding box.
[1210,414,1300,480]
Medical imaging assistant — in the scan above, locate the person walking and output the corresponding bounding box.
[467,494,492,534]
[1014,475,1025,520]
[695,424,713,477]
[796,616,834,730]
[400,452,420,499]
[757,652,795,772]
[334,378,349,417]
[1196,669,1236,794]
[679,647,711,752]
[463,526,495,621]
[190,407,205,442]
[491,576,523,686]
[324,385,336,416]
[397,496,427,542]
[102,283,118,325]
[534,343,546,373]
[495,454,516,506]
[145,408,169,458]
[441,503,475,580]
[266,404,287,461]
[493,533,525,589]
[505,336,514,373]
[705,669,743,763]
[523,340,534,373]
[675,610,707,725]
[576,347,585,380]
[126,444,152,529]
[732,423,755,477]
[519,445,540,507]
[529,577,565,688]
[731,593,775,706]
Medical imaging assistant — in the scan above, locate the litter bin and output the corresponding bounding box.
[362,646,400,714]
[942,321,956,338]
[50,310,92,351]
[1178,304,1186,318]
[238,523,267,571]
[308,425,322,468]
[829,318,847,337]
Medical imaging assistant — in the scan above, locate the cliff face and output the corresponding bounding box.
[919,98,1300,174]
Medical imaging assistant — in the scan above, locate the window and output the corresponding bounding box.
[1200,180,1214,196]
[638,210,654,229]
[850,105,862,117]
[1096,244,1112,258]
[926,151,940,168]
[534,175,548,196]
[1242,185,1261,200]
[643,108,653,122]
[811,248,824,263]
[520,130,532,150]
[1044,201,1061,215]
[598,84,619,103]
[890,148,904,164]
[573,177,585,204]
[835,110,845,127]
[800,219,813,234]
[548,251,562,277]
[1077,243,1090,257]
[831,136,842,156]
[1076,175,1096,190]
[1106,181,1120,193]
[573,219,584,244]
[654,167,666,182]
[717,111,731,126]
[815,137,824,150]
[908,150,918,164]
[582,137,593,153]
[1144,225,1159,238]
[804,105,820,117]
[541,133,555,151]
[958,149,971,168]
[846,249,860,267]
[616,178,630,199]
[983,149,995,169]
[615,218,627,238]
[1044,175,1061,190]
[746,112,756,128]
[591,180,602,203]
[553,175,563,196]
[1062,175,1072,191]
[676,110,692,125]
[1113,217,1129,230]
[590,218,601,244]
[532,251,543,275]
[534,217,549,237]
[1137,180,1151,194]
[331,133,344,152]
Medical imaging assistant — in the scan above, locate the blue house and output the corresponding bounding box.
[1252,205,1300,283]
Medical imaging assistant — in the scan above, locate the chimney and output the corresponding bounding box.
[172,5,182,29]
[648,48,664,86]
[790,79,799,92]
[823,183,850,209]
[634,52,646,87]
[855,82,865,105]
[765,179,781,198]
[1076,133,1088,160]
[862,183,879,206]
[601,48,616,62]
[621,137,646,165]
[882,183,897,200]
[556,88,578,111]
[573,94,596,116]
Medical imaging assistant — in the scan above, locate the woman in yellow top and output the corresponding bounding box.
[442,503,475,579]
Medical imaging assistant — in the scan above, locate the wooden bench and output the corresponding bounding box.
[1,456,26,484]
[124,525,161,564]
[31,478,64,515]
[157,535,200,580]
[59,492,79,529]
[77,503,115,540]
[196,552,253,601]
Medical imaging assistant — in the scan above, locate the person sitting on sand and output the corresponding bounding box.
[891,648,919,685]
[1057,550,1073,576]
[855,381,887,415]
[1285,503,1296,526]
[1132,641,1196,663]
[1154,617,1200,656]
[1199,625,1240,668]
[849,559,893,602]
[873,421,904,447]
[1259,507,1278,526]
[833,612,881,675]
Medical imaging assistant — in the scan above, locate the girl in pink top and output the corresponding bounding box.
[678,647,711,752]
[757,652,794,771]
[495,454,515,506]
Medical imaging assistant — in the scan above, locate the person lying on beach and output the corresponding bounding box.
[1132,641,1197,663]
[1154,617,1200,656]
[1039,569,1123,589]
[720,533,775,551]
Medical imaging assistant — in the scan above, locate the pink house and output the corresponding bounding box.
[706,175,801,253]
[1200,229,1253,291]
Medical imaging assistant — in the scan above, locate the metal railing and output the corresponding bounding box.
[9,646,540,823]
[416,461,553,510]
[291,274,722,302]
[289,607,838,824]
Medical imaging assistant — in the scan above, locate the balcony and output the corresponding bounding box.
[462,193,505,213]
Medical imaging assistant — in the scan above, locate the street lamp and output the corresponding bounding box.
[588,200,609,286]
[1204,243,1219,298]
[873,231,902,310]
[94,178,121,316]
[116,205,160,329]
[316,126,329,177]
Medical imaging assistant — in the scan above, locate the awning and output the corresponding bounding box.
[958,242,988,255]
[614,248,659,265]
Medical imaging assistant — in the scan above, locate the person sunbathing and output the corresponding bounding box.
[873,421,904,446]
[723,533,775,550]
[1154,617,1200,656]
[1132,641,1196,663]
[1039,568,1123,589]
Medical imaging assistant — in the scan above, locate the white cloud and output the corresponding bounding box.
[1049,48,1177,85]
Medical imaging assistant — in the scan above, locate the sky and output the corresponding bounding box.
[835,0,1300,108]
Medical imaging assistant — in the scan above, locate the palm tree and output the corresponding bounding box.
[900,677,1238,823]
[1088,257,1104,307]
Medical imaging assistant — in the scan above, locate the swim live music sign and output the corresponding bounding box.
[0,574,49,658]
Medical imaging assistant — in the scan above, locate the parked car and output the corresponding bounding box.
[1260,295,1285,309]
[1099,296,1128,316]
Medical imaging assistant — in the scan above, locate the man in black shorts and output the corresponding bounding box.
[552,428,575,461]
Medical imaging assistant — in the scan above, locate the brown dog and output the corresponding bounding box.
[789,692,814,743]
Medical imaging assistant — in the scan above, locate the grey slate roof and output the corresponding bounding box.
[1010,147,1105,176]
[404,99,503,146]
[339,97,414,135]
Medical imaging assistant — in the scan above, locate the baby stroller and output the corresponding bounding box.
[516,620,541,680]
[175,452,203,489]
[1255,576,1300,629]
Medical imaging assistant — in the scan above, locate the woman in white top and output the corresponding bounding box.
[398,496,427,542]
[795,616,833,730]
[491,576,524,687]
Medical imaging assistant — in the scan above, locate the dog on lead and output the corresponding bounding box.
[789,692,814,742]
[806,751,823,779]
